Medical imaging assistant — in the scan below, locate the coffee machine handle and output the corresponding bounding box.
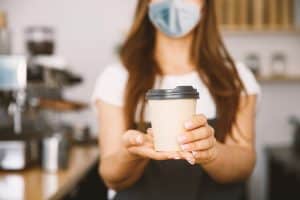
[8,90,26,134]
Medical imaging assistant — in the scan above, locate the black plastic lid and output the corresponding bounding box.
[146,86,199,100]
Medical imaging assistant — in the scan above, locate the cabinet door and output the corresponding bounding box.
[268,157,300,200]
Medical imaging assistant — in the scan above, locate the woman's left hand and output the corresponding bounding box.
[177,114,219,165]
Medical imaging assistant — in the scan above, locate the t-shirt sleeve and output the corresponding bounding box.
[91,63,128,107]
[236,62,261,96]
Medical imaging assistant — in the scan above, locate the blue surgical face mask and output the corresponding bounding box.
[148,0,201,38]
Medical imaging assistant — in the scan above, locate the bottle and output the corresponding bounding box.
[271,52,287,78]
[245,53,260,78]
[0,11,11,54]
[25,26,54,56]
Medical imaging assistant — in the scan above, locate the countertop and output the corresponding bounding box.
[0,145,99,200]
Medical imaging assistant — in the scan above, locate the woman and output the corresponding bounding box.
[92,0,260,199]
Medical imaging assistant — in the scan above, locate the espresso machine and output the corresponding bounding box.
[0,55,85,171]
[0,24,90,171]
[0,55,43,170]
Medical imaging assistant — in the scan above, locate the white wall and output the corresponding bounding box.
[1,0,137,127]
[224,33,300,76]
[1,1,300,200]
[1,0,137,102]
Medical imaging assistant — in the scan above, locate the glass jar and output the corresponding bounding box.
[25,26,55,56]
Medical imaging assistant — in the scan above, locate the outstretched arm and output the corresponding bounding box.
[177,95,257,183]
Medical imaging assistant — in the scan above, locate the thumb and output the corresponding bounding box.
[146,128,154,138]
[123,130,145,148]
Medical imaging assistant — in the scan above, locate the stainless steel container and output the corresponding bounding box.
[25,26,54,56]
[42,133,70,173]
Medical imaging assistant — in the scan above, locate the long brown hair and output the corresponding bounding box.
[120,0,246,142]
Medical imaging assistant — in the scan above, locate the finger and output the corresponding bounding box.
[191,148,217,161]
[178,151,196,165]
[146,128,153,134]
[129,146,175,161]
[181,137,216,151]
[164,151,182,160]
[142,147,182,160]
[123,130,145,148]
[146,128,154,138]
[184,114,207,130]
[143,139,154,148]
[178,125,214,144]
[153,151,182,161]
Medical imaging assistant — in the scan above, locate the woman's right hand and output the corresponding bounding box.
[122,129,181,161]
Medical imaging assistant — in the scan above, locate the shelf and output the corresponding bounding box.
[221,27,300,36]
[215,0,297,36]
[258,76,300,83]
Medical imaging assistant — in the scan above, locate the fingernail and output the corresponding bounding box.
[181,144,189,150]
[173,156,181,160]
[177,135,186,143]
[188,158,195,165]
[136,135,143,144]
[184,121,193,129]
[192,151,198,157]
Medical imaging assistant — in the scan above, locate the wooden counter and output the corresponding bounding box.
[0,145,99,200]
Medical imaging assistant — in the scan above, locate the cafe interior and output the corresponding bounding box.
[0,0,300,200]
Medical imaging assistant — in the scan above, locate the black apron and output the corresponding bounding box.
[114,119,247,200]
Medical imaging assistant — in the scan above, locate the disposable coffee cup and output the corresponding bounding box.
[146,86,199,151]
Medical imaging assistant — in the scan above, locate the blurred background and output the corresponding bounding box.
[0,0,300,200]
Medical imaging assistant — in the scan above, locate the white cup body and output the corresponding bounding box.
[148,99,197,151]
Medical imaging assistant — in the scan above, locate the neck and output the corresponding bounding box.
[155,32,195,75]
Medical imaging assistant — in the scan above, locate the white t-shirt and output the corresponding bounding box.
[91,62,261,120]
